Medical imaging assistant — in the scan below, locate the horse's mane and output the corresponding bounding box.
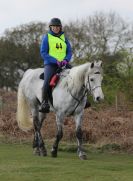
[60,63,90,92]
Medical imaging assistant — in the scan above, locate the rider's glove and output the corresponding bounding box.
[61,60,68,67]
[56,60,62,67]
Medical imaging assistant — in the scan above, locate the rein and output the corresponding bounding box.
[68,75,101,115]
[68,85,88,115]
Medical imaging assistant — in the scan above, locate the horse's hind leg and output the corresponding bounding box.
[74,113,87,160]
[33,111,47,156]
[51,115,63,157]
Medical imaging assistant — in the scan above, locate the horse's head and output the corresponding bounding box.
[85,60,104,102]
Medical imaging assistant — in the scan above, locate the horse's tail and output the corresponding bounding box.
[16,86,33,131]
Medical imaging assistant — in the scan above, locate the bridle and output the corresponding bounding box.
[68,72,102,115]
[87,75,102,95]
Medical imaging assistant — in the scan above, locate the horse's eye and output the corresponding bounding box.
[90,78,94,82]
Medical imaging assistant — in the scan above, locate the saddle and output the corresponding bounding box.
[40,70,60,89]
[39,64,72,88]
[39,64,72,105]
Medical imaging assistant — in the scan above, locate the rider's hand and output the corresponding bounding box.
[61,60,68,66]
[56,60,62,67]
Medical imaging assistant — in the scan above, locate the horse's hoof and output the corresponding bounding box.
[51,152,57,157]
[33,148,47,156]
[51,149,57,157]
[79,154,87,160]
[79,152,87,160]
[39,148,47,156]
[33,148,40,156]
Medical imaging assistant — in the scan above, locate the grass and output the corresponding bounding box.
[0,143,133,181]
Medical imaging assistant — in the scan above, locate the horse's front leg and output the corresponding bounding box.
[74,113,87,160]
[51,115,63,157]
[33,113,47,156]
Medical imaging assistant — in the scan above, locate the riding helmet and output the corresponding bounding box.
[49,18,62,27]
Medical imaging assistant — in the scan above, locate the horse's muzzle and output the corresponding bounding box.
[95,95,104,102]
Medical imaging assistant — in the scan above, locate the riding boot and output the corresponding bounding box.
[39,89,50,113]
[84,100,91,109]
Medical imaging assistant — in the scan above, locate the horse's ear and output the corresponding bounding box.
[99,60,102,67]
[91,62,94,68]
[96,60,102,67]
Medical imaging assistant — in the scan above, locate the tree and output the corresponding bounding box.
[0,12,133,94]
[0,22,47,90]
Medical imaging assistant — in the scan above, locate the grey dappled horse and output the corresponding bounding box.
[17,61,104,160]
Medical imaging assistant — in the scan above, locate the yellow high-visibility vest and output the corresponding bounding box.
[48,33,67,62]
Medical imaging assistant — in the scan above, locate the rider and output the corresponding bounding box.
[39,18,72,113]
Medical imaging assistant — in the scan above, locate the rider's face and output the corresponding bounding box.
[50,26,61,34]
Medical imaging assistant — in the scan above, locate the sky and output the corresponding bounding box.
[1,0,133,36]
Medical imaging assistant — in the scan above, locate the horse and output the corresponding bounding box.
[17,60,104,160]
